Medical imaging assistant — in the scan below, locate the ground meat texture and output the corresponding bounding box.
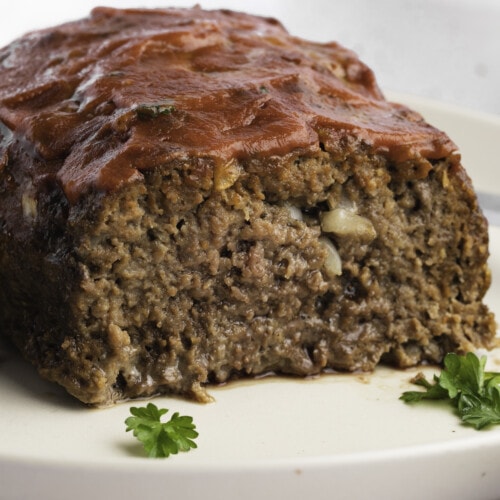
[0,7,496,405]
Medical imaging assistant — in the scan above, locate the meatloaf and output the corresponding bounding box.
[0,6,496,406]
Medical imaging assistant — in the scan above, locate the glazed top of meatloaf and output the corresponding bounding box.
[0,6,456,205]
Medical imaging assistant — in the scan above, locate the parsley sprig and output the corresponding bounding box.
[401,352,500,429]
[125,403,198,458]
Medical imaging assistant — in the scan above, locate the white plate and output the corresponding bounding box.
[2,95,500,500]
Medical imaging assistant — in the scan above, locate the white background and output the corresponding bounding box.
[0,0,498,115]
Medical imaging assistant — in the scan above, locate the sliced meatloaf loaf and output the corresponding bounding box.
[0,6,496,405]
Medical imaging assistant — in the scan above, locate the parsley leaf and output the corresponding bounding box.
[135,102,176,119]
[125,403,198,458]
[401,352,500,429]
[399,372,448,402]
